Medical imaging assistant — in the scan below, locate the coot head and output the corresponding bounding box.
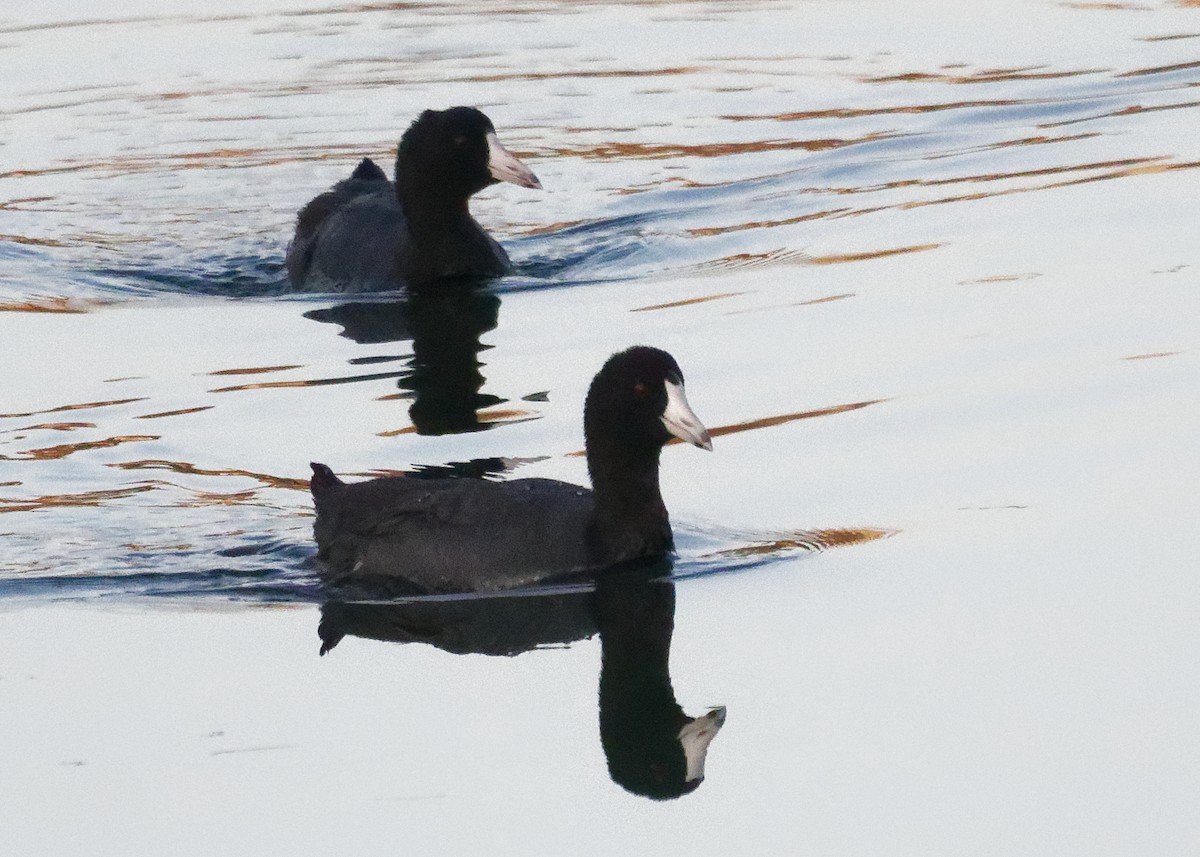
[395,106,540,207]
[584,346,712,475]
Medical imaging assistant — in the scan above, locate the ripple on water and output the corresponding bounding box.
[0,0,1196,608]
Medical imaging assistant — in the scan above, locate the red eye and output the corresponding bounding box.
[633,381,648,398]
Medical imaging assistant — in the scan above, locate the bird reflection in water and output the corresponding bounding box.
[317,563,726,800]
[304,283,502,436]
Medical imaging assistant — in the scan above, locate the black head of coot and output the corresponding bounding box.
[395,106,540,211]
[584,346,712,478]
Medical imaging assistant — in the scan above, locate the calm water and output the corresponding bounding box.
[2,0,1199,853]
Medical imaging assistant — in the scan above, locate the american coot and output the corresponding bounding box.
[286,106,541,292]
[310,346,712,592]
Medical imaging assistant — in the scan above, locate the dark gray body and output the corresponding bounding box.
[312,473,607,593]
[286,161,510,292]
[308,347,705,594]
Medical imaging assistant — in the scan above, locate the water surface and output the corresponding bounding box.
[2,0,1199,853]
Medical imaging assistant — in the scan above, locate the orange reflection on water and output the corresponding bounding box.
[0,296,110,313]
[567,399,886,457]
[688,210,848,237]
[1116,59,1200,77]
[721,99,1024,122]
[0,397,147,420]
[0,234,70,249]
[110,459,309,491]
[209,368,405,393]
[1120,351,1182,361]
[677,399,886,445]
[0,484,157,514]
[207,365,304,376]
[9,422,95,432]
[631,292,747,312]
[809,244,941,265]
[4,435,159,461]
[174,489,260,508]
[134,406,214,420]
[865,65,1104,85]
[466,66,704,83]
[702,527,893,558]
[960,273,1042,285]
[376,426,418,438]
[722,293,855,318]
[550,132,890,162]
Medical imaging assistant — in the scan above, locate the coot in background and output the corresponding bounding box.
[287,106,541,292]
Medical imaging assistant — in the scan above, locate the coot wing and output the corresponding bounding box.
[314,476,597,592]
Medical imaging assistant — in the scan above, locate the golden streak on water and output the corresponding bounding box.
[134,406,214,420]
[465,65,706,83]
[864,65,1105,85]
[722,293,856,317]
[9,422,96,432]
[631,292,747,312]
[174,489,260,508]
[209,368,405,393]
[720,99,1025,122]
[0,484,157,514]
[377,426,419,438]
[689,210,848,237]
[1116,59,1200,77]
[797,293,855,306]
[1120,351,1182,361]
[207,365,304,376]
[809,244,942,265]
[4,435,159,461]
[682,400,887,444]
[1064,2,1151,11]
[477,408,539,423]
[960,273,1043,284]
[377,409,542,438]
[0,397,148,420]
[0,296,105,313]
[209,379,312,392]
[515,219,586,236]
[702,527,895,558]
[567,399,886,457]
[110,459,310,491]
[0,234,70,249]
[548,132,891,162]
[1137,32,1200,41]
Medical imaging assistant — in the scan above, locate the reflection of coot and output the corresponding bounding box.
[317,563,725,800]
[317,588,594,657]
[594,569,726,800]
[304,285,501,435]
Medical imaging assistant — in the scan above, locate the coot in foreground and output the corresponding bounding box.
[310,346,712,592]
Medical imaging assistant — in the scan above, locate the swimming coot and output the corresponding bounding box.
[310,346,712,592]
[286,106,541,292]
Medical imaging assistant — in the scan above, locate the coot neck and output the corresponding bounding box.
[394,172,474,239]
[586,437,672,559]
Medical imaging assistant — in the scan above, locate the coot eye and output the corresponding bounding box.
[633,381,649,398]
[452,135,468,147]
